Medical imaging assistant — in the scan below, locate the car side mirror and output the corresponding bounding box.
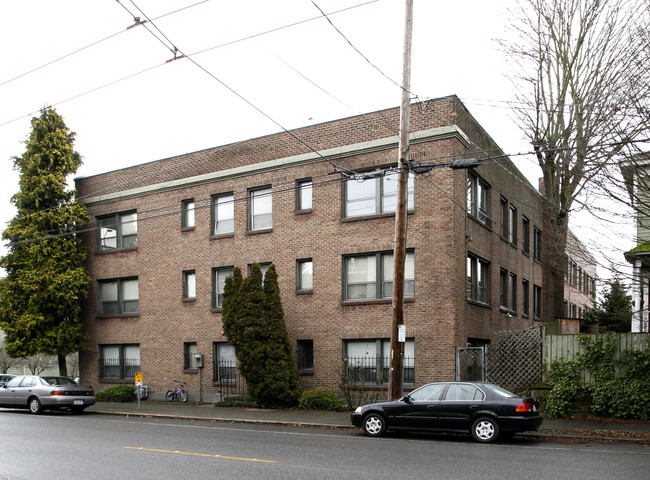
[402,395,412,404]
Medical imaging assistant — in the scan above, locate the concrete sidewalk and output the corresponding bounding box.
[86,401,650,444]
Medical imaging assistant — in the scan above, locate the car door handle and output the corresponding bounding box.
[427,405,436,409]
[470,405,478,409]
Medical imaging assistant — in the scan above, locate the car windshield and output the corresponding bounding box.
[42,376,76,385]
[482,384,518,398]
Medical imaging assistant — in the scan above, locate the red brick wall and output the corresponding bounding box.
[77,96,545,397]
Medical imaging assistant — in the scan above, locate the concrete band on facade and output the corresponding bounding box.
[79,126,470,207]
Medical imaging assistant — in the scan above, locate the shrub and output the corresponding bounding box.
[216,397,258,408]
[299,387,344,411]
[96,384,134,402]
[544,359,581,418]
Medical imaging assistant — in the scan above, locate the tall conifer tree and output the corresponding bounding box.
[221,263,301,407]
[0,107,92,375]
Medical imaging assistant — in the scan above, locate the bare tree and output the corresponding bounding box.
[503,0,647,319]
[0,340,16,374]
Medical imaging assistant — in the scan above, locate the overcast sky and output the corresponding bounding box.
[0,0,633,280]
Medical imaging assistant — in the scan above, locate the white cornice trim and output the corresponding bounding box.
[81,125,469,206]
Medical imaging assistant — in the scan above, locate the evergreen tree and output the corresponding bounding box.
[582,280,633,333]
[258,264,301,407]
[0,107,92,376]
[221,263,302,407]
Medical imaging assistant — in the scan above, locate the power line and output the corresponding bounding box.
[0,0,212,88]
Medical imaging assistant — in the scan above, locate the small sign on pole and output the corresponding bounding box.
[398,324,406,343]
[135,372,143,410]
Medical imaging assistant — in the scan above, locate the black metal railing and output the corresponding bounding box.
[98,358,140,380]
[343,356,414,385]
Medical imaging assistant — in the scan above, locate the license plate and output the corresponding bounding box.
[74,400,84,405]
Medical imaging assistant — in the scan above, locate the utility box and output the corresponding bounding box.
[135,385,148,400]
[194,353,204,368]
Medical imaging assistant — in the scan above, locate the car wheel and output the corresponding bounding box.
[29,397,43,415]
[362,413,387,437]
[471,417,500,443]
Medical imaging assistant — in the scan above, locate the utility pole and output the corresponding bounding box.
[388,0,413,401]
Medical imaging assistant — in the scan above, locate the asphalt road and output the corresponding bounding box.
[1,410,648,480]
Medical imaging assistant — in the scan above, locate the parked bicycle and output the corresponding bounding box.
[165,381,188,403]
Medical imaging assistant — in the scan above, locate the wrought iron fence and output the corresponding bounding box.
[343,356,414,385]
[212,359,246,398]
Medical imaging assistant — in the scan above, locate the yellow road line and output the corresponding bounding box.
[124,446,276,463]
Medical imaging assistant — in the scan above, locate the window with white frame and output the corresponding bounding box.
[212,267,233,309]
[98,211,137,251]
[509,273,517,312]
[344,338,414,385]
[344,251,414,301]
[509,205,517,245]
[181,199,195,229]
[249,187,272,230]
[297,259,313,291]
[212,193,234,235]
[467,254,489,304]
[99,344,140,380]
[345,170,414,218]
[296,179,312,211]
[98,278,139,315]
[467,172,490,224]
[213,342,237,382]
[184,342,199,370]
[183,270,196,300]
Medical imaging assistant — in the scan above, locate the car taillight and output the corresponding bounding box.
[516,402,532,412]
[89,391,94,396]
[51,390,65,396]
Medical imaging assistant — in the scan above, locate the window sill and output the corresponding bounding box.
[99,378,135,384]
[467,214,492,230]
[342,298,414,307]
[96,247,138,255]
[181,227,195,232]
[211,308,224,313]
[182,298,196,303]
[299,369,314,376]
[467,299,491,309]
[97,314,140,320]
[342,210,413,223]
[183,369,198,375]
[210,233,235,240]
[296,289,313,295]
[247,228,273,236]
[296,209,312,215]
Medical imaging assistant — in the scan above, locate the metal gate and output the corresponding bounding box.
[455,346,486,382]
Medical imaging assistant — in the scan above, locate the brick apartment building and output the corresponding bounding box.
[76,96,549,401]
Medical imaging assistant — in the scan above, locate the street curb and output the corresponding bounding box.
[90,410,649,444]
[90,409,354,430]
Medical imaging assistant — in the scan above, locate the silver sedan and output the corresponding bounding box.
[0,375,96,414]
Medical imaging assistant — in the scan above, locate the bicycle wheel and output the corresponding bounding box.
[179,390,188,403]
[165,390,175,402]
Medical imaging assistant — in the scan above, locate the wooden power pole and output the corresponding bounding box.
[388,0,414,401]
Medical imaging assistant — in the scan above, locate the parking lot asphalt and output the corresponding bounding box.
[86,401,650,444]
